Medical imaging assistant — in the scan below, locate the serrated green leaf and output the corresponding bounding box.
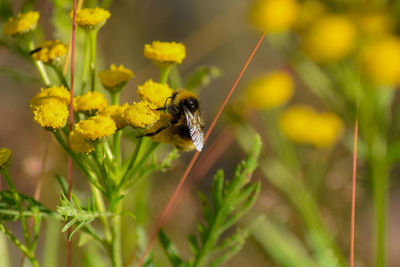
[211,170,224,212]
[158,230,184,266]
[188,234,199,257]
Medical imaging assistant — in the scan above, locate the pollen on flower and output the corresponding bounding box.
[98,64,134,92]
[124,101,160,128]
[2,11,39,36]
[98,103,129,129]
[31,40,67,64]
[33,99,69,131]
[73,7,110,29]
[0,147,12,170]
[69,131,94,153]
[245,71,294,110]
[144,41,186,64]
[75,115,117,141]
[137,79,173,108]
[74,91,108,114]
[30,85,70,110]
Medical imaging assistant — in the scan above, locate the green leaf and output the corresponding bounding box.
[211,170,224,212]
[158,230,184,267]
[185,66,222,91]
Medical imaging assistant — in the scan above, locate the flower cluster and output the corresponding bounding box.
[31,40,67,64]
[2,11,39,36]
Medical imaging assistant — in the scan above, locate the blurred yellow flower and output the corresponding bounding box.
[137,79,173,108]
[69,131,94,153]
[98,64,134,92]
[124,101,160,128]
[33,98,69,131]
[144,41,186,64]
[31,40,67,64]
[249,0,298,32]
[279,105,343,148]
[359,36,400,86]
[294,0,326,31]
[2,11,39,36]
[74,91,108,114]
[30,85,70,110]
[303,15,357,63]
[354,11,393,39]
[98,103,129,129]
[245,71,294,110]
[0,147,12,170]
[75,115,116,141]
[73,7,110,29]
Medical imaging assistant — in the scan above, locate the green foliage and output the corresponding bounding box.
[159,135,262,267]
[185,66,222,91]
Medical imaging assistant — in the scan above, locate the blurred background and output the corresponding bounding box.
[1,0,400,266]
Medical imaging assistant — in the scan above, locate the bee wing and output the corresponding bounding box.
[183,107,204,151]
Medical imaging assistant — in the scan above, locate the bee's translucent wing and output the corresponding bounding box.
[183,107,204,151]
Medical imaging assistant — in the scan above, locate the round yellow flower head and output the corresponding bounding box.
[33,98,69,131]
[98,64,134,92]
[69,131,94,153]
[74,91,108,115]
[354,11,393,40]
[97,103,129,129]
[124,101,160,128]
[31,40,67,64]
[137,79,173,108]
[2,11,39,36]
[279,105,344,148]
[75,115,116,142]
[144,41,186,64]
[0,147,12,170]
[303,14,357,63]
[245,71,294,110]
[72,8,110,30]
[249,0,299,32]
[294,0,326,31]
[30,85,70,110]
[359,36,400,86]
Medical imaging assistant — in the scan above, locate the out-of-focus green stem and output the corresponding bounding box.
[52,65,70,90]
[88,29,98,92]
[159,64,173,84]
[81,32,91,95]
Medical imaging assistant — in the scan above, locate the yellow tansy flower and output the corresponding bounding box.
[249,0,299,32]
[98,64,134,92]
[354,11,393,40]
[359,36,400,86]
[144,41,186,64]
[2,11,39,36]
[124,101,160,128]
[302,15,357,63]
[73,8,110,30]
[245,71,294,110]
[74,91,108,114]
[75,115,116,141]
[308,112,344,148]
[137,79,173,108]
[69,131,94,153]
[0,147,12,170]
[31,40,67,64]
[32,99,69,131]
[98,103,129,129]
[30,85,70,110]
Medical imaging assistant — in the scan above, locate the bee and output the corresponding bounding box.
[141,90,205,152]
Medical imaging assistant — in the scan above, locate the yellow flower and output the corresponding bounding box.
[2,11,39,36]
[30,85,70,110]
[144,41,186,64]
[249,0,299,32]
[354,11,393,40]
[137,79,173,108]
[98,103,129,129]
[279,105,343,148]
[245,71,294,110]
[98,64,134,92]
[73,8,110,29]
[303,15,357,63]
[294,0,326,31]
[74,91,108,114]
[31,40,67,64]
[124,101,160,128]
[69,131,94,153]
[75,115,116,141]
[359,36,400,86]
[32,98,69,131]
[0,147,12,170]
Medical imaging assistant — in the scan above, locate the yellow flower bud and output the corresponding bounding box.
[30,86,70,110]
[97,103,130,129]
[0,148,12,170]
[72,8,110,30]
[144,41,186,64]
[124,101,160,128]
[69,131,94,153]
[2,11,39,36]
[75,115,116,141]
[74,91,108,115]
[137,79,173,108]
[98,64,134,92]
[31,40,67,64]
[32,98,69,131]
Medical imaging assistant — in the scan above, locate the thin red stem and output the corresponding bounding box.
[350,103,359,267]
[136,30,267,267]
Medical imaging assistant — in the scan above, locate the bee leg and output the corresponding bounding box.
[137,119,178,138]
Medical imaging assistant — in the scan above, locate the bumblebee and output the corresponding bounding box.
[141,90,205,151]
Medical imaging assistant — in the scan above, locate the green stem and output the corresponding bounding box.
[119,137,144,188]
[113,130,122,165]
[81,32,91,95]
[110,200,123,267]
[89,30,98,92]
[111,92,120,105]
[52,65,70,90]
[159,64,173,84]
[28,40,51,87]
[91,184,112,242]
